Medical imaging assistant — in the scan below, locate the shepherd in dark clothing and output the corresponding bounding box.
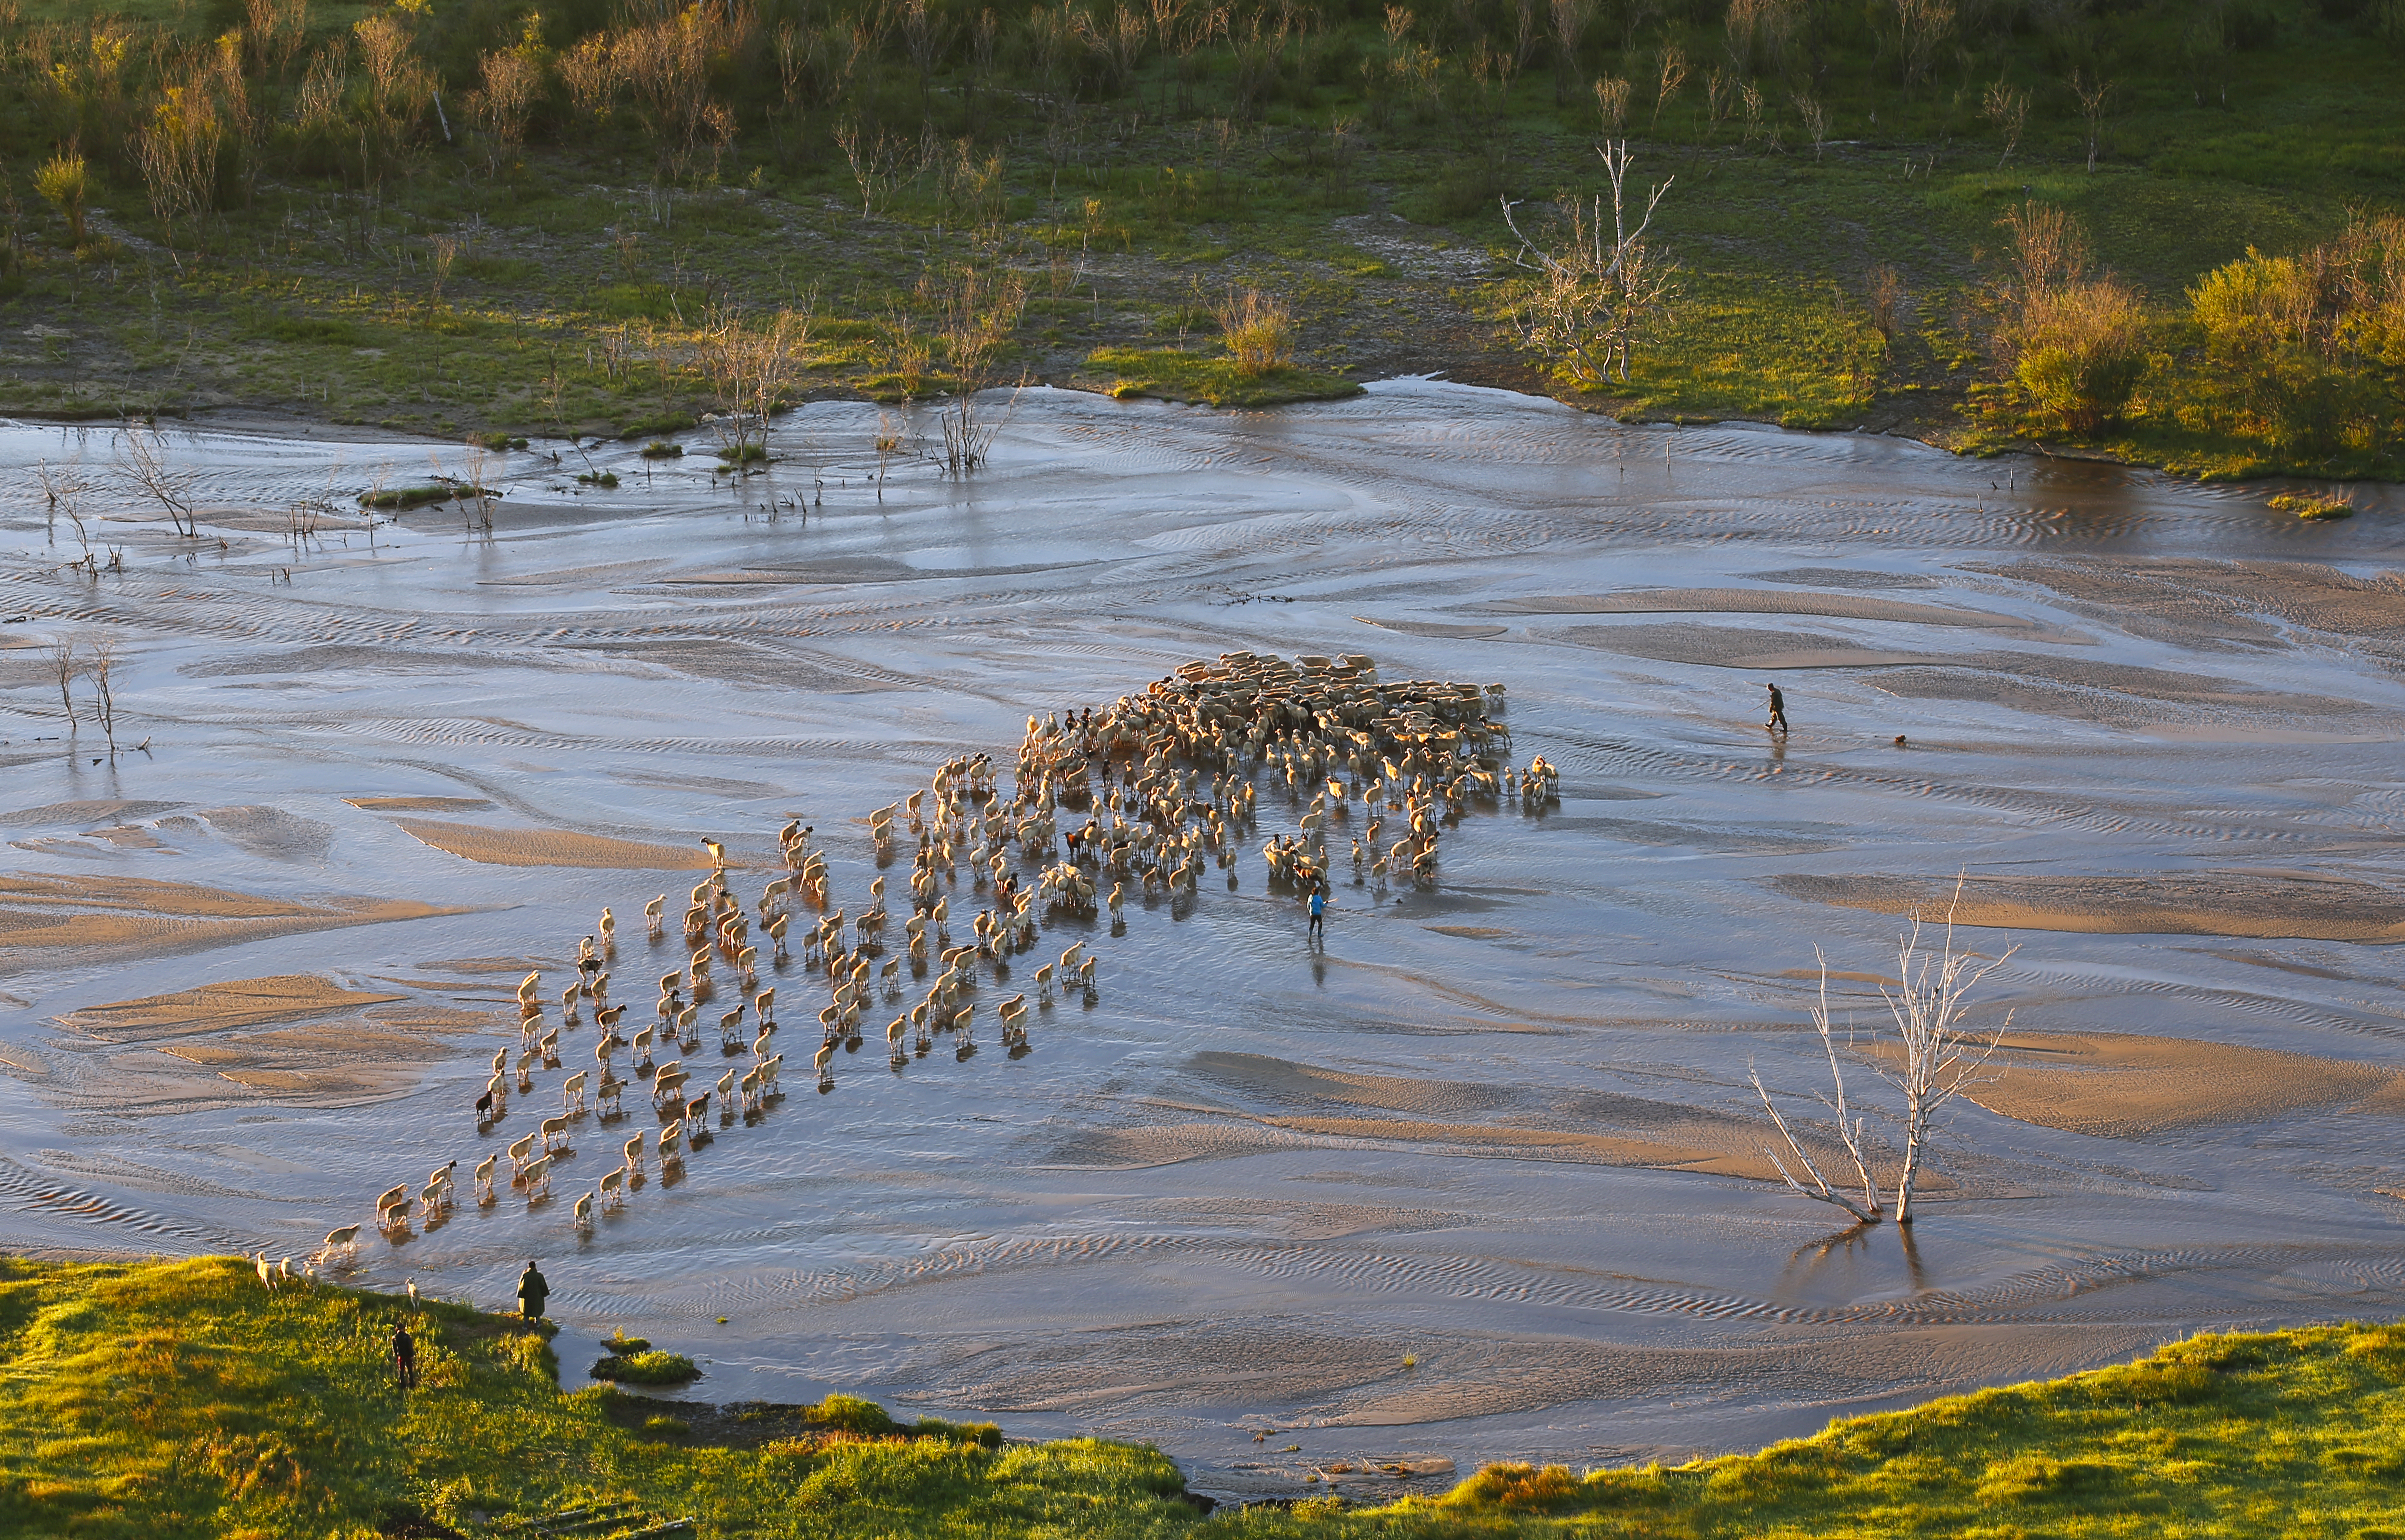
[1765,683,1789,735]
[391,1323,417,1390]
[517,1261,550,1322]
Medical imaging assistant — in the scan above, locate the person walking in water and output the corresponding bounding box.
[391,1320,417,1391]
[1765,683,1789,735]
[1307,883,1327,944]
[517,1260,550,1322]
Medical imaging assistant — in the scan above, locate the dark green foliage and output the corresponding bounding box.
[590,1350,699,1384]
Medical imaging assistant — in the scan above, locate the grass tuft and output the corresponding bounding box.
[590,1350,699,1385]
[2270,491,2355,519]
[1083,348,1361,408]
[357,484,499,509]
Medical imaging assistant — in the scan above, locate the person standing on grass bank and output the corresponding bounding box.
[391,1321,416,1391]
[1765,683,1789,735]
[517,1260,550,1322]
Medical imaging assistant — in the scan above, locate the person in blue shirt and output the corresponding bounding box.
[1308,884,1326,943]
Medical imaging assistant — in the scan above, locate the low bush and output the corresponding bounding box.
[915,1415,1005,1448]
[810,1392,897,1436]
[589,1351,699,1385]
[358,483,498,509]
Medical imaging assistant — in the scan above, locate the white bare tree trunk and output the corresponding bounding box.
[1753,952,1882,1224]
[1879,886,2015,1224]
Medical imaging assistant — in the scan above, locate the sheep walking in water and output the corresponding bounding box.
[366,651,1524,1248]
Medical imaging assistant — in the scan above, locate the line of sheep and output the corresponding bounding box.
[321,650,1547,1267]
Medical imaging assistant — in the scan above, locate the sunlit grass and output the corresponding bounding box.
[4,1256,2405,1538]
[1084,347,1361,408]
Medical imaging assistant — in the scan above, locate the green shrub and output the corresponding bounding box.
[810,1393,896,1436]
[589,1351,698,1385]
[639,441,684,458]
[2269,491,2353,519]
[915,1415,1004,1448]
[1445,1461,1579,1511]
[2011,279,2149,434]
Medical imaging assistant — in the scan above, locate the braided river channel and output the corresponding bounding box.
[4,380,2405,1497]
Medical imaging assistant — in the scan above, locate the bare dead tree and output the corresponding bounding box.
[38,458,98,567]
[1756,881,2017,1226]
[1593,75,1631,136]
[1500,141,1679,386]
[924,257,1028,476]
[1865,262,1907,349]
[2070,68,2110,172]
[1891,0,1954,93]
[119,420,200,536]
[1793,88,1828,159]
[90,635,121,760]
[834,119,908,219]
[46,637,78,728]
[1752,954,1883,1224]
[703,305,812,461]
[1881,897,2015,1223]
[1982,79,2029,168]
[1650,43,1686,132]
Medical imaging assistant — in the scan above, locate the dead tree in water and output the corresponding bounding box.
[1757,882,2015,1226]
[926,256,1026,477]
[46,638,77,728]
[90,635,122,761]
[120,421,200,536]
[1752,954,1883,1224]
[1882,900,2014,1224]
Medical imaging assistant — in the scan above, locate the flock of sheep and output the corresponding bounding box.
[320,650,1538,1266]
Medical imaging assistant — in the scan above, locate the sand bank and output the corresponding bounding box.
[1485,588,2048,632]
[344,796,497,813]
[51,982,500,1112]
[56,975,405,1042]
[1961,1031,2400,1139]
[1771,872,2405,942]
[1976,558,2405,653]
[0,873,476,968]
[392,819,721,870]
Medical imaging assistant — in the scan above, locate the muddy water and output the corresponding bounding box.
[5,383,2405,1494]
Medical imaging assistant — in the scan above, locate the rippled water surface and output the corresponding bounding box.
[4,383,2405,1495]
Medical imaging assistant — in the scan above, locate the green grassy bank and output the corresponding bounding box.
[4,1254,2405,1538]
[0,0,2398,480]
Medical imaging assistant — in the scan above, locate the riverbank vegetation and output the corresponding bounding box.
[0,0,2396,477]
[5,1253,2405,1537]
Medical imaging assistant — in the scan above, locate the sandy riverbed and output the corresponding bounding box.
[2,384,2404,1496]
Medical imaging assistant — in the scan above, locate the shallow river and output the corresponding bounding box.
[4,382,2405,1496]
